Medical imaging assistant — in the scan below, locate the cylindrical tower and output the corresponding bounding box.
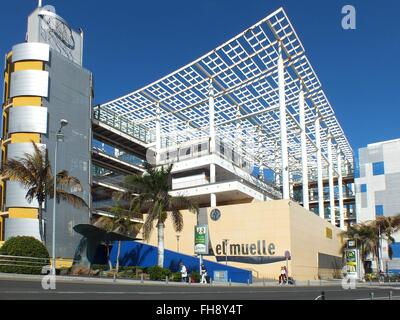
[1,5,92,263]
[1,42,50,239]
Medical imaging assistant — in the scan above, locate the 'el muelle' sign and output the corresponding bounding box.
[215,240,276,256]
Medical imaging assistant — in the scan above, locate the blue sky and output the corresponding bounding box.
[1,0,399,152]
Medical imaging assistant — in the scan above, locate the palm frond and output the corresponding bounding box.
[170,208,184,233]
[142,207,158,241]
[54,189,88,208]
[0,158,37,185]
[171,196,198,213]
[56,170,83,192]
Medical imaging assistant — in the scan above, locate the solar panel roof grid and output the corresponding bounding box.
[100,7,354,180]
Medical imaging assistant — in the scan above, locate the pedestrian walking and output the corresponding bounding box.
[200,263,208,284]
[278,266,286,284]
[179,261,188,283]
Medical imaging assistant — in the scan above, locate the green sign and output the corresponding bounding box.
[345,249,358,274]
[194,225,209,255]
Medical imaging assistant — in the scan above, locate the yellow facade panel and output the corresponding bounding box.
[12,97,42,107]
[0,217,3,242]
[13,61,43,71]
[8,208,38,219]
[11,133,40,143]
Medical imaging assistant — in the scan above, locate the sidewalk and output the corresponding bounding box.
[0,272,347,288]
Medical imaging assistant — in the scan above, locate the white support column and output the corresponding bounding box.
[210,162,217,207]
[289,174,294,199]
[155,102,161,165]
[315,116,324,219]
[274,141,279,185]
[209,79,216,154]
[209,79,216,207]
[327,135,336,226]
[278,43,290,199]
[236,106,242,165]
[298,88,309,210]
[337,148,345,230]
[257,126,264,181]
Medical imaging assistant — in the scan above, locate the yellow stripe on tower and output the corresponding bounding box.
[12,97,42,107]
[8,208,38,219]
[1,55,45,233]
[13,61,43,72]
[11,133,41,144]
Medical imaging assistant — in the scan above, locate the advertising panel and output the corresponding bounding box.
[194,225,209,255]
[344,249,359,275]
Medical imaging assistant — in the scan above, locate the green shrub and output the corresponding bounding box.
[119,266,136,273]
[171,272,182,282]
[137,266,147,273]
[0,236,50,275]
[388,274,400,282]
[147,266,172,281]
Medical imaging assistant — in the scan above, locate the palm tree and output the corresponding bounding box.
[122,164,198,268]
[0,142,87,243]
[374,215,400,260]
[93,204,140,274]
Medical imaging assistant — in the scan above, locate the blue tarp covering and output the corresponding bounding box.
[108,241,253,284]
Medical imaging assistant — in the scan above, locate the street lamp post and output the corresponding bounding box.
[223,239,229,266]
[51,119,68,276]
[176,235,180,253]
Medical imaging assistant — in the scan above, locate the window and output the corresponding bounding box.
[375,205,384,217]
[360,184,367,193]
[373,162,385,176]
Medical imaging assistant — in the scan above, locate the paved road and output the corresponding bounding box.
[0,278,399,300]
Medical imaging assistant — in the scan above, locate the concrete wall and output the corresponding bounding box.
[289,202,344,280]
[356,139,400,224]
[42,50,92,258]
[355,139,400,253]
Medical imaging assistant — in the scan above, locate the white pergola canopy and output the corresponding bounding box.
[100,7,353,183]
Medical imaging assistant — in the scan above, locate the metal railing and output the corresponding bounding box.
[0,255,50,272]
[92,141,146,169]
[93,105,155,144]
[158,139,282,198]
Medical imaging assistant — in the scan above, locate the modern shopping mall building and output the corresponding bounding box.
[0,4,360,280]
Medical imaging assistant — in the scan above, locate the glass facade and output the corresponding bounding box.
[92,138,145,168]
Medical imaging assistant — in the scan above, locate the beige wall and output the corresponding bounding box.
[289,202,344,280]
[143,200,343,281]
[206,200,292,280]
